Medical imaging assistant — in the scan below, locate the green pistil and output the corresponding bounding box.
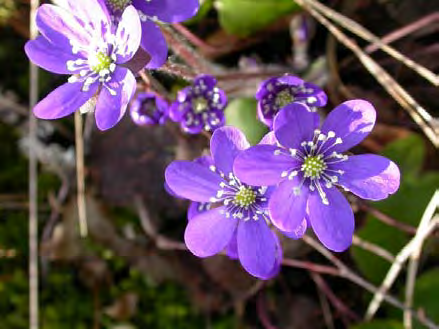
[89,52,112,73]
[106,0,130,11]
[192,97,209,113]
[234,186,256,208]
[275,89,294,108]
[302,155,326,178]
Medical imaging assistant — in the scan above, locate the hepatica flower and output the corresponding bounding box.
[165,127,281,279]
[234,101,400,252]
[25,0,141,130]
[130,92,169,126]
[102,0,200,69]
[169,75,227,134]
[256,75,327,127]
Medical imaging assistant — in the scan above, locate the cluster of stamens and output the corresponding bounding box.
[275,129,348,205]
[106,0,131,12]
[208,166,268,221]
[275,89,294,108]
[67,34,120,95]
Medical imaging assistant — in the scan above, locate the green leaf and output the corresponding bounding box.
[215,0,300,37]
[351,320,404,329]
[380,134,425,178]
[351,134,439,284]
[224,98,268,145]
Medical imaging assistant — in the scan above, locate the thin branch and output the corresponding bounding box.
[404,191,439,327]
[301,235,439,329]
[294,0,438,147]
[29,0,39,328]
[299,0,438,86]
[365,188,439,321]
[311,272,335,329]
[352,235,395,263]
[74,112,88,237]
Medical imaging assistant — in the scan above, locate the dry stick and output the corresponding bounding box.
[301,235,439,329]
[365,12,439,54]
[365,211,439,321]
[74,112,88,237]
[404,191,439,328]
[352,235,395,263]
[311,272,360,322]
[299,0,438,86]
[29,0,39,328]
[294,0,438,147]
[311,272,335,329]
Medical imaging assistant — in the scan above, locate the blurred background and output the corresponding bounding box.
[0,0,438,328]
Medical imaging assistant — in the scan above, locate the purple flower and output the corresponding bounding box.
[169,75,227,134]
[256,75,327,127]
[130,92,169,126]
[101,0,200,69]
[234,101,400,252]
[25,1,141,130]
[165,126,282,279]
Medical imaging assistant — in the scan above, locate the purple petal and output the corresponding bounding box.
[308,188,354,252]
[211,126,250,175]
[139,20,168,69]
[33,81,97,119]
[259,131,277,145]
[187,202,211,221]
[333,154,400,200]
[185,207,237,257]
[237,219,278,279]
[281,218,308,239]
[226,231,238,259]
[63,0,110,31]
[36,4,91,51]
[114,6,142,64]
[274,103,319,149]
[25,36,80,74]
[95,67,136,130]
[194,75,217,91]
[133,0,200,23]
[321,100,376,153]
[165,161,223,202]
[234,145,297,186]
[269,178,309,232]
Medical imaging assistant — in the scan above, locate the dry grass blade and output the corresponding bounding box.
[365,191,439,320]
[301,235,439,329]
[299,0,438,86]
[29,1,39,328]
[294,0,438,147]
[404,191,439,328]
[75,112,88,237]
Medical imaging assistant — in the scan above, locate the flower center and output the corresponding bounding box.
[301,155,327,179]
[275,89,294,108]
[89,52,112,73]
[192,97,209,113]
[234,186,257,208]
[106,0,131,11]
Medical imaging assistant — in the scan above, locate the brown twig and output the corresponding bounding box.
[257,291,278,329]
[74,112,88,237]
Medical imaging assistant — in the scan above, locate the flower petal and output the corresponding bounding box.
[274,103,319,149]
[36,4,91,51]
[165,161,223,202]
[281,218,308,239]
[269,178,309,232]
[185,207,237,257]
[333,154,400,200]
[63,0,110,31]
[308,188,354,252]
[133,0,200,23]
[115,5,142,63]
[226,231,238,259]
[187,202,211,221]
[237,219,278,279]
[33,81,97,119]
[25,36,80,74]
[321,100,376,153]
[139,20,168,69]
[211,126,250,175]
[234,145,297,186]
[95,67,136,130]
[259,131,277,145]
